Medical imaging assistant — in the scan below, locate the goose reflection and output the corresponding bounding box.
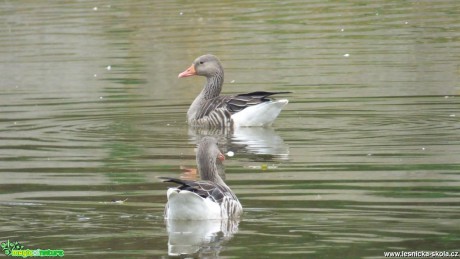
[188,126,289,161]
[166,218,240,257]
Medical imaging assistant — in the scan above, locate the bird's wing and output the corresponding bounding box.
[195,91,291,119]
[159,177,229,204]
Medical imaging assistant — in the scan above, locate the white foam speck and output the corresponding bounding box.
[106,65,111,70]
[227,151,234,157]
[78,216,91,221]
[93,6,98,11]
[343,53,350,57]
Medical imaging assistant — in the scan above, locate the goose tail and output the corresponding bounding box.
[231,99,288,127]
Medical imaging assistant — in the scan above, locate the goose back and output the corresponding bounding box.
[160,177,243,219]
[189,91,291,127]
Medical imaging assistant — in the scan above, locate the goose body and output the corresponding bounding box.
[179,54,289,128]
[161,137,242,220]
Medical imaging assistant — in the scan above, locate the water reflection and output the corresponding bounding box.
[188,127,289,161]
[165,218,240,257]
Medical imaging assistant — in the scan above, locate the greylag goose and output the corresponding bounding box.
[178,54,290,128]
[160,137,243,220]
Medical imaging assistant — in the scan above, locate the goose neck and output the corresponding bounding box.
[198,157,225,186]
[203,72,223,99]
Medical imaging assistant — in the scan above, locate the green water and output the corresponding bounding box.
[1,0,459,258]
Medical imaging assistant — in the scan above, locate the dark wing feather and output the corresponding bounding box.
[227,91,291,113]
[195,96,232,120]
[196,91,291,119]
[159,177,227,204]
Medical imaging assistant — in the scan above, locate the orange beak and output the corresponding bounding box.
[217,152,225,161]
[178,64,196,78]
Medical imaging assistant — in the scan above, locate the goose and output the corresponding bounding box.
[178,54,290,128]
[160,137,243,220]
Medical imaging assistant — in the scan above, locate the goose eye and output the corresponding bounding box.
[199,61,204,64]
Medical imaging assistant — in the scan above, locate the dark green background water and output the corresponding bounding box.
[1,0,459,258]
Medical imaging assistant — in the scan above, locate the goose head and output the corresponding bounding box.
[178,54,223,78]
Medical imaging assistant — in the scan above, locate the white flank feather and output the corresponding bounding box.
[231,99,289,127]
[165,188,222,220]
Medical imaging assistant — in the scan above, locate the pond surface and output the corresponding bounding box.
[1,0,459,258]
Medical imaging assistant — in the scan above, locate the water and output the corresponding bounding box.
[1,0,459,258]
